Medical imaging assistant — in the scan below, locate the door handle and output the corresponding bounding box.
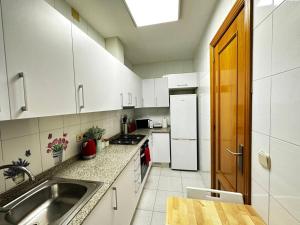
[225,147,243,156]
[78,84,85,110]
[18,72,28,111]
[113,187,118,210]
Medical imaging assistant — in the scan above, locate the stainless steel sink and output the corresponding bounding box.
[0,177,103,225]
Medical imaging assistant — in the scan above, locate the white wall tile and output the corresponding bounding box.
[0,119,39,140]
[270,138,300,221]
[253,16,272,80]
[252,78,271,135]
[272,0,300,74]
[63,114,80,127]
[269,196,300,225]
[271,69,300,145]
[252,180,269,223]
[39,115,63,132]
[252,132,270,191]
[2,134,42,190]
[253,0,275,28]
[63,125,81,160]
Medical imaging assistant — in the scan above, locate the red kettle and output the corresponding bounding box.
[81,139,96,159]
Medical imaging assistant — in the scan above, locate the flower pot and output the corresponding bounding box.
[52,149,63,165]
[97,140,102,152]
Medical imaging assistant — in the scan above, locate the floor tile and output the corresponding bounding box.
[160,168,181,177]
[151,212,166,225]
[154,190,183,212]
[149,167,161,176]
[158,176,182,192]
[138,189,157,211]
[182,177,205,192]
[144,175,159,190]
[181,171,202,179]
[132,210,153,225]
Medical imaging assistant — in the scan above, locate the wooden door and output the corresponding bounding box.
[2,0,76,119]
[210,0,252,203]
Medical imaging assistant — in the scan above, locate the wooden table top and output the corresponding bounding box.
[166,197,266,225]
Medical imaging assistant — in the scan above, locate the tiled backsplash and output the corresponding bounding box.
[135,108,170,125]
[0,109,134,193]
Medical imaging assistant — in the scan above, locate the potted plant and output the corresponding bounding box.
[47,133,69,165]
[3,158,30,184]
[83,126,105,151]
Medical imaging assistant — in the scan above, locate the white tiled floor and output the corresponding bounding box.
[131,165,208,225]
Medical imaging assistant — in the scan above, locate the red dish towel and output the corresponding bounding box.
[145,147,151,166]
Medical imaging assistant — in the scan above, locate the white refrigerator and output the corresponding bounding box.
[170,94,198,170]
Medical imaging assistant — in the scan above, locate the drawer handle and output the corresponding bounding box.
[176,84,188,87]
[113,187,118,210]
[18,72,28,112]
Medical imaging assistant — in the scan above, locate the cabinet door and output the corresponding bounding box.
[0,6,10,121]
[73,24,117,113]
[167,73,198,89]
[82,190,114,225]
[120,65,133,107]
[113,160,136,225]
[152,133,170,163]
[142,79,155,107]
[155,78,169,107]
[2,0,76,119]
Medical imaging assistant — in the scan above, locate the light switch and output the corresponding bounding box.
[258,151,271,170]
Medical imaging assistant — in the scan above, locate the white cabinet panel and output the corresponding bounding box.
[0,6,10,121]
[155,78,169,107]
[72,24,120,113]
[167,73,198,89]
[142,79,155,107]
[120,65,136,108]
[2,0,76,119]
[152,133,170,163]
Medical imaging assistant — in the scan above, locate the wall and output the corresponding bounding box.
[194,0,300,224]
[105,37,124,64]
[251,0,300,224]
[133,60,194,79]
[0,109,134,194]
[193,0,236,178]
[135,108,170,126]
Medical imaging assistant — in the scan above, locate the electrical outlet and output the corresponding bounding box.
[76,133,83,142]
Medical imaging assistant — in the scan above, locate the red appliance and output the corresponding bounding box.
[81,139,96,159]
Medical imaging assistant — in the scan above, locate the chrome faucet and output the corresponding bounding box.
[0,164,35,214]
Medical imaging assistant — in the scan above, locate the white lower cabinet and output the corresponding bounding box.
[83,151,141,225]
[152,133,170,163]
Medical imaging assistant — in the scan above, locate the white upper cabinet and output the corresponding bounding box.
[72,24,121,113]
[142,78,169,108]
[0,7,10,121]
[2,0,76,119]
[142,79,155,107]
[167,73,198,89]
[155,78,169,107]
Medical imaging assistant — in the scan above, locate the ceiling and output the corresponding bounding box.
[66,0,217,65]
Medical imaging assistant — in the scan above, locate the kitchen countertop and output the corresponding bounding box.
[166,197,266,225]
[55,128,169,225]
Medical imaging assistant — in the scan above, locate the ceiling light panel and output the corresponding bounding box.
[124,0,180,27]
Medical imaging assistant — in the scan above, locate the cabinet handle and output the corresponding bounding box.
[18,72,28,111]
[128,93,130,105]
[120,93,123,107]
[135,96,137,106]
[155,97,158,107]
[79,84,85,110]
[176,84,188,87]
[130,93,133,105]
[112,187,118,210]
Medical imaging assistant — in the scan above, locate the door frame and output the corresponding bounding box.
[210,0,252,204]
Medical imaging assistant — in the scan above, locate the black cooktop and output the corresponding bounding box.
[110,134,146,145]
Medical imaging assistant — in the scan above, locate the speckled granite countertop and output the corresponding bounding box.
[55,128,169,225]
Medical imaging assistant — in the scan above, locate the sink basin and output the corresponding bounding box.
[0,178,103,225]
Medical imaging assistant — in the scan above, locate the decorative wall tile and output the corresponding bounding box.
[40,128,66,171]
[252,78,271,135]
[39,115,63,132]
[272,0,300,74]
[0,119,39,140]
[252,180,269,223]
[270,138,300,221]
[2,134,42,190]
[269,196,300,225]
[253,16,272,80]
[271,69,300,146]
[63,114,80,127]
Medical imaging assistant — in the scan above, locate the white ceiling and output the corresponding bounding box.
[66,0,217,65]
